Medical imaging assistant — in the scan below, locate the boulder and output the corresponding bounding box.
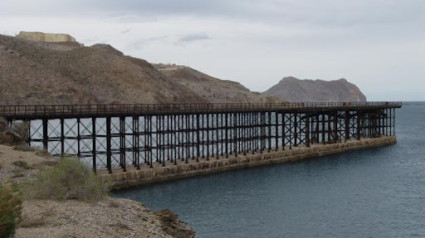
[0,131,23,145]
[155,209,196,238]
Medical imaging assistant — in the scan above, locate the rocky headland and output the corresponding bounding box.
[264,76,366,102]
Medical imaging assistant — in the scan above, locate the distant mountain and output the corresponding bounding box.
[155,64,282,104]
[264,76,366,102]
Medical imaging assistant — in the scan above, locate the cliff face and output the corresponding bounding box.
[156,64,282,104]
[264,77,366,102]
[0,34,208,105]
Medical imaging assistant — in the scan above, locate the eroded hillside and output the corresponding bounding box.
[156,64,282,104]
[0,34,206,105]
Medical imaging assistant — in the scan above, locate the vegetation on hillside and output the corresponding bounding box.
[22,157,109,202]
[0,182,22,238]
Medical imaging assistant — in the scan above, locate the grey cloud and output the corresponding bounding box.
[125,35,170,51]
[120,28,132,34]
[3,0,425,31]
[178,34,210,43]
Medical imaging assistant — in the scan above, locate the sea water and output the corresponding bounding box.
[114,102,424,238]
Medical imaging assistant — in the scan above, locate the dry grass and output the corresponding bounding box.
[34,149,52,158]
[12,144,35,152]
[19,207,54,228]
[12,161,32,170]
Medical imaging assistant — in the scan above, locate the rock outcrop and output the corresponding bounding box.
[264,76,366,102]
[0,118,28,146]
[156,64,282,104]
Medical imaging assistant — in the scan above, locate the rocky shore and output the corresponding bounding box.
[0,144,195,238]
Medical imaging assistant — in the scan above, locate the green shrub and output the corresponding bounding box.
[0,183,22,238]
[23,157,109,202]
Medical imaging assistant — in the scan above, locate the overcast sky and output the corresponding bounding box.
[1,0,424,101]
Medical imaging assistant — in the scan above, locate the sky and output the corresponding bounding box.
[1,0,424,101]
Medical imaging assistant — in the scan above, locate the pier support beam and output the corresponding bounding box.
[92,117,97,173]
[42,119,48,151]
[106,117,112,173]
[12,103,400,174]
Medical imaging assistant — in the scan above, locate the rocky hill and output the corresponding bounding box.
[0,33,208,105]
[264,77,366,102]
[155,64,282,104]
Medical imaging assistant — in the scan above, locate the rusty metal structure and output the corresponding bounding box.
[0,102,402,173]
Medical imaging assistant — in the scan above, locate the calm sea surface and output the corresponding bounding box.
[114,102,425,238]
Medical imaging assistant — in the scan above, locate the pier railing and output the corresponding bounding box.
[0,102,402,119]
